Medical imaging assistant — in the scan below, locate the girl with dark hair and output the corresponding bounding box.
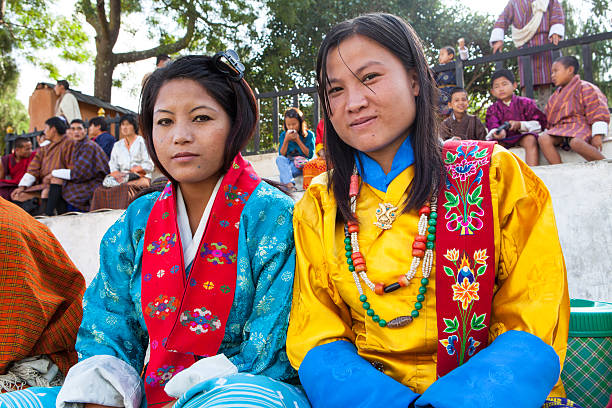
[275,107,315,190]
[0,53,309,408]
[287,13,573,408]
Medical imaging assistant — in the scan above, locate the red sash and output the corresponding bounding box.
[141,154,261,405]
[435,141,496,378]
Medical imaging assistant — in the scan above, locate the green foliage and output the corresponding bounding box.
[2,0,91,80]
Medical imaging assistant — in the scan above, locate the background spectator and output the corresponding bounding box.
[485,69,546,166]
[54,80,82,123]
[275,107,315,191]
[440,88,487,141]
[0,138,36,200]
[436,46,459,116]
[87,116,115,159]
[539,56,609,164]
[51,119,109,212]
[89,114,153,210]
[12,117,75,215]
[490,0,565,109]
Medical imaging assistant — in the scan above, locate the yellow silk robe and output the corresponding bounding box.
[287,145,569,396]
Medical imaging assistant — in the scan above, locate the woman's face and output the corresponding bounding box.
[285,117,301,132]
[152,78,231,186]
[120,120,136,137]
[324,34,419,165]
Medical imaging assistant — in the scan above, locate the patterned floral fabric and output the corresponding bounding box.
[76,180,298,386]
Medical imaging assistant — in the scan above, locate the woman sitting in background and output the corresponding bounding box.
[89,114,154,210]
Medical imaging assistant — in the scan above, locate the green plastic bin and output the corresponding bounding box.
[561,299,612,408]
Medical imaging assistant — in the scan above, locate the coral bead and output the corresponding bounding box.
[398,275,410,287]
[348,225,359,234]
[351,252,362,261]
[412,241,426,250]
[355,264,367,272]
[419,206,431,216]
[414,234,426,243]
[352,257,365,267]
[349,175,360,196]
[412,249,425,258]
[375,283,385,295]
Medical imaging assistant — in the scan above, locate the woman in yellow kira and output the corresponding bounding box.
[287,13,573,408]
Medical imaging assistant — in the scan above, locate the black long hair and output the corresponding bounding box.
[139,55,258,183]
[316,13,444,222]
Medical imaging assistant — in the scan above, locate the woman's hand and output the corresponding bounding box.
[130,165,145,177]
[508,120,521,132]
[110,170,124,182]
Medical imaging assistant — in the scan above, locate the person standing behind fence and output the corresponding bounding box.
[0,138,36,201]
[539,56,609,164]
[276,107,315,191]
[87,116,115,159]
[54,80,82,123]
[490,0,565,110]
[50,119,110,212]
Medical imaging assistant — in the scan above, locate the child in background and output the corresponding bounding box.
[485,69,547,166]
[276,107,315,191]
[436,46,457,116]
[440,88,487,141]
[539,56,609,164]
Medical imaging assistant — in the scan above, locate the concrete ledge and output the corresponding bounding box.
[509,136,612,165]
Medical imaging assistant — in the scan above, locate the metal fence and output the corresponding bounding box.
[5,31,611,156]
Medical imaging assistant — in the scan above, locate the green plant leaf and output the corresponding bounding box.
[444,266,455,277]
[470,313,487,330]
[476,265,487,276]
[444,317,459,333]
[474,149,488,158]
[445,152,457,164]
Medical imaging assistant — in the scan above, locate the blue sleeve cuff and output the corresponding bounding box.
[299,340,419,408]
[415,330,560,408]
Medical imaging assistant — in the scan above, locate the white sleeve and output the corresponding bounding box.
[108,143,120,172]
[519,121,542,133]
[55,355,143,408]
[490,28,505,45]
[592,121,608,137]
[458,47,469,61]
[18,173,36,187]
[549,24,565,39]
[51,169,71,180]
[164,354,237,399]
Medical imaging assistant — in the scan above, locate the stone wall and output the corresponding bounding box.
[38,157,612,301]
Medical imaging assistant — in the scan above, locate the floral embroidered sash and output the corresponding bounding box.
[435,141,496,378]
[141,154,261,405]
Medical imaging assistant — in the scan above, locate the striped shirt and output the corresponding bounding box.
[62,138,110,211]
[26,136,75,182]
[494,0,565,85]
[545,75,610,141]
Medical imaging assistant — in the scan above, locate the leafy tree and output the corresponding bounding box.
[76,0,258,102]
[0,0,90,82]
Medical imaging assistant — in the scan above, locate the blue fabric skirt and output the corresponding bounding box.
[0,374,310,408]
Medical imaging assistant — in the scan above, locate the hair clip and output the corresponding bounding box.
[213,50,245,81]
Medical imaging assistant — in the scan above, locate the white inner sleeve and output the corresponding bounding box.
[176,176,223,268]
[549,23,565,39]
[519,121,542,133]
[490,27,505,44]
[164,354,238,399]
[18,173,36,187]
[51,168,71,180]
[592,121,608,137]
[458,47,469,61]
[55,355,143,408]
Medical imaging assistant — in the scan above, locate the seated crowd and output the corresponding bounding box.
[1,114,155,215]
[438,56,610,166]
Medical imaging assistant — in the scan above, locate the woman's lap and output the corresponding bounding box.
[174,373,310,408]
[0,386,60,408]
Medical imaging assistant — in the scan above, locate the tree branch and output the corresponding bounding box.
[96,0,110,40]
[108,0,121,46]
[114,11,196,64]
[78,0,100,34]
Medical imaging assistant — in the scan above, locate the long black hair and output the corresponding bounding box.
[316,13,444,222]
[139,55,258,183]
